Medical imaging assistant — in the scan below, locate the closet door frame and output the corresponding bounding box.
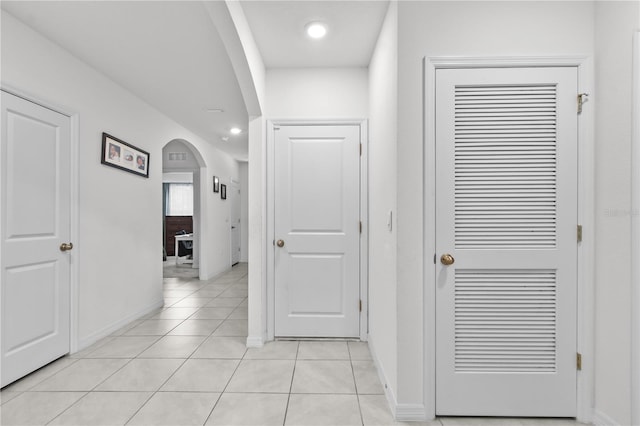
[423,56,594,423]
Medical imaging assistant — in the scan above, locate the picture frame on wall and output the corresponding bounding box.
[221,184,227,200]
[101,132,150,178]
[213,176,220,193]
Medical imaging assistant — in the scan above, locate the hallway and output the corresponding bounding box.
[0,264,386,425]
[0,264,588,425]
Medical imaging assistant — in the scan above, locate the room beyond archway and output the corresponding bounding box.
[162,139,206,280]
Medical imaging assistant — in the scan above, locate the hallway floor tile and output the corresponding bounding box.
[1,264,588,425]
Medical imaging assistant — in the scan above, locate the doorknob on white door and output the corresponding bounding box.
[277,240,285,248]
[60,242,73,252]
[440,253,454,265]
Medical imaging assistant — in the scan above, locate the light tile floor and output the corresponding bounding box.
[0,263,588,426]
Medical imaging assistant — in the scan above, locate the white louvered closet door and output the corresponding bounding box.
[435,67,578,417]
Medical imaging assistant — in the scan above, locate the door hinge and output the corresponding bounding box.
[359,221,362,234]
[359,300,362,312]
[578,93,589,114]
[577,225,583,243]
[360,143,362,156]
[577,352,582,371]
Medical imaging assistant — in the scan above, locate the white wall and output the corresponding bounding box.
[395,0,595,415]
[214,0,268,348]
[247,115,267,346]
[247,66,369,345]
[1,10,239,350]
[162,172,193,184]
[266,68,369,118]
[367,0,399,410]
[240,161,249,262]
[162,140,201,171]
[594,2,640,425]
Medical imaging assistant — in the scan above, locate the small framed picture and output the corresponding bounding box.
[101,133,150,178]
[213,176,220,193]
[221,184,227,200]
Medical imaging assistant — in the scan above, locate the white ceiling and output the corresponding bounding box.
[2,1,250,160]
[241,0,390,68]
[2,1,390,161]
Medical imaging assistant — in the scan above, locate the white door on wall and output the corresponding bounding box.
[1,91,72,387]
[230,181,241,266]
[274,124,360,337]
[435,67,578,416]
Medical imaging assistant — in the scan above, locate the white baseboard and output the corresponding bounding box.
[368,335,427,422]
[246,335,264,348]
[593,409,621,426]
[395,404,428,422]
[76,298,164,352]
[201,265,233,281]
[368,335,398,418]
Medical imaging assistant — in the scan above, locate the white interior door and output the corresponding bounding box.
[274,124,360,337]
[230,182,241,265]
[435,67,578,416]
[1,91,71,387]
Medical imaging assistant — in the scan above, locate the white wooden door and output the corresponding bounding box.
[274,124,360,337]
[435,67,578,416]
[1,91,71,387]
[230,182,241,266]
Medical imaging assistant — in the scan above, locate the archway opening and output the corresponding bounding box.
[162,139,206,280]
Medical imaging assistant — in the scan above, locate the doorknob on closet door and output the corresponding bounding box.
[60,242,74,252]
[440,253,454,265]
[276,240,285,248]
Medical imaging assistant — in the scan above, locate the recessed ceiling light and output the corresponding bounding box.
[306,22,327,39]
[230,127,242,135]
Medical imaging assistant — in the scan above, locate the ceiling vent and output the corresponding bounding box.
[168,152,187,161]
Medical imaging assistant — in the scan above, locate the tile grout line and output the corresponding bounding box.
[100,338,189,426]
[200,325,249,425]
[43,349,146,425]
[43,390,90,425]
[282,340,301,426]
[2,355,79,394]
[123,277,240,426]
[122,307,221,424]
[349,342,366,426]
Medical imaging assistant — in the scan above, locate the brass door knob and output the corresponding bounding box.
[60,242,74,252]
[276,240,285,248]
[440,254,454,265]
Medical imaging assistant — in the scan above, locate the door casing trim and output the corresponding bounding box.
[0,84,81,355]
[630,31,640,426]
[423,56,594,422]
[265,119,369,341]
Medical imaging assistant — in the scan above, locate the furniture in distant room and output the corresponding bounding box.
[175,233,194,265]
[165,216,193,256]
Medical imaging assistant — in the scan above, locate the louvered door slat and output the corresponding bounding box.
[455,84,557,250]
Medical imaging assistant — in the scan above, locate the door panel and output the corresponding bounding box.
[274,125,360,338]
[435,68,578,416]
[6,113,58,237]
[1,91,71,387]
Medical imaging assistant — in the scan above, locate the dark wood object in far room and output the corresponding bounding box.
[165,216,193,256]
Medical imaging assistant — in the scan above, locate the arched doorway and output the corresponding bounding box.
[162,139,206,280]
